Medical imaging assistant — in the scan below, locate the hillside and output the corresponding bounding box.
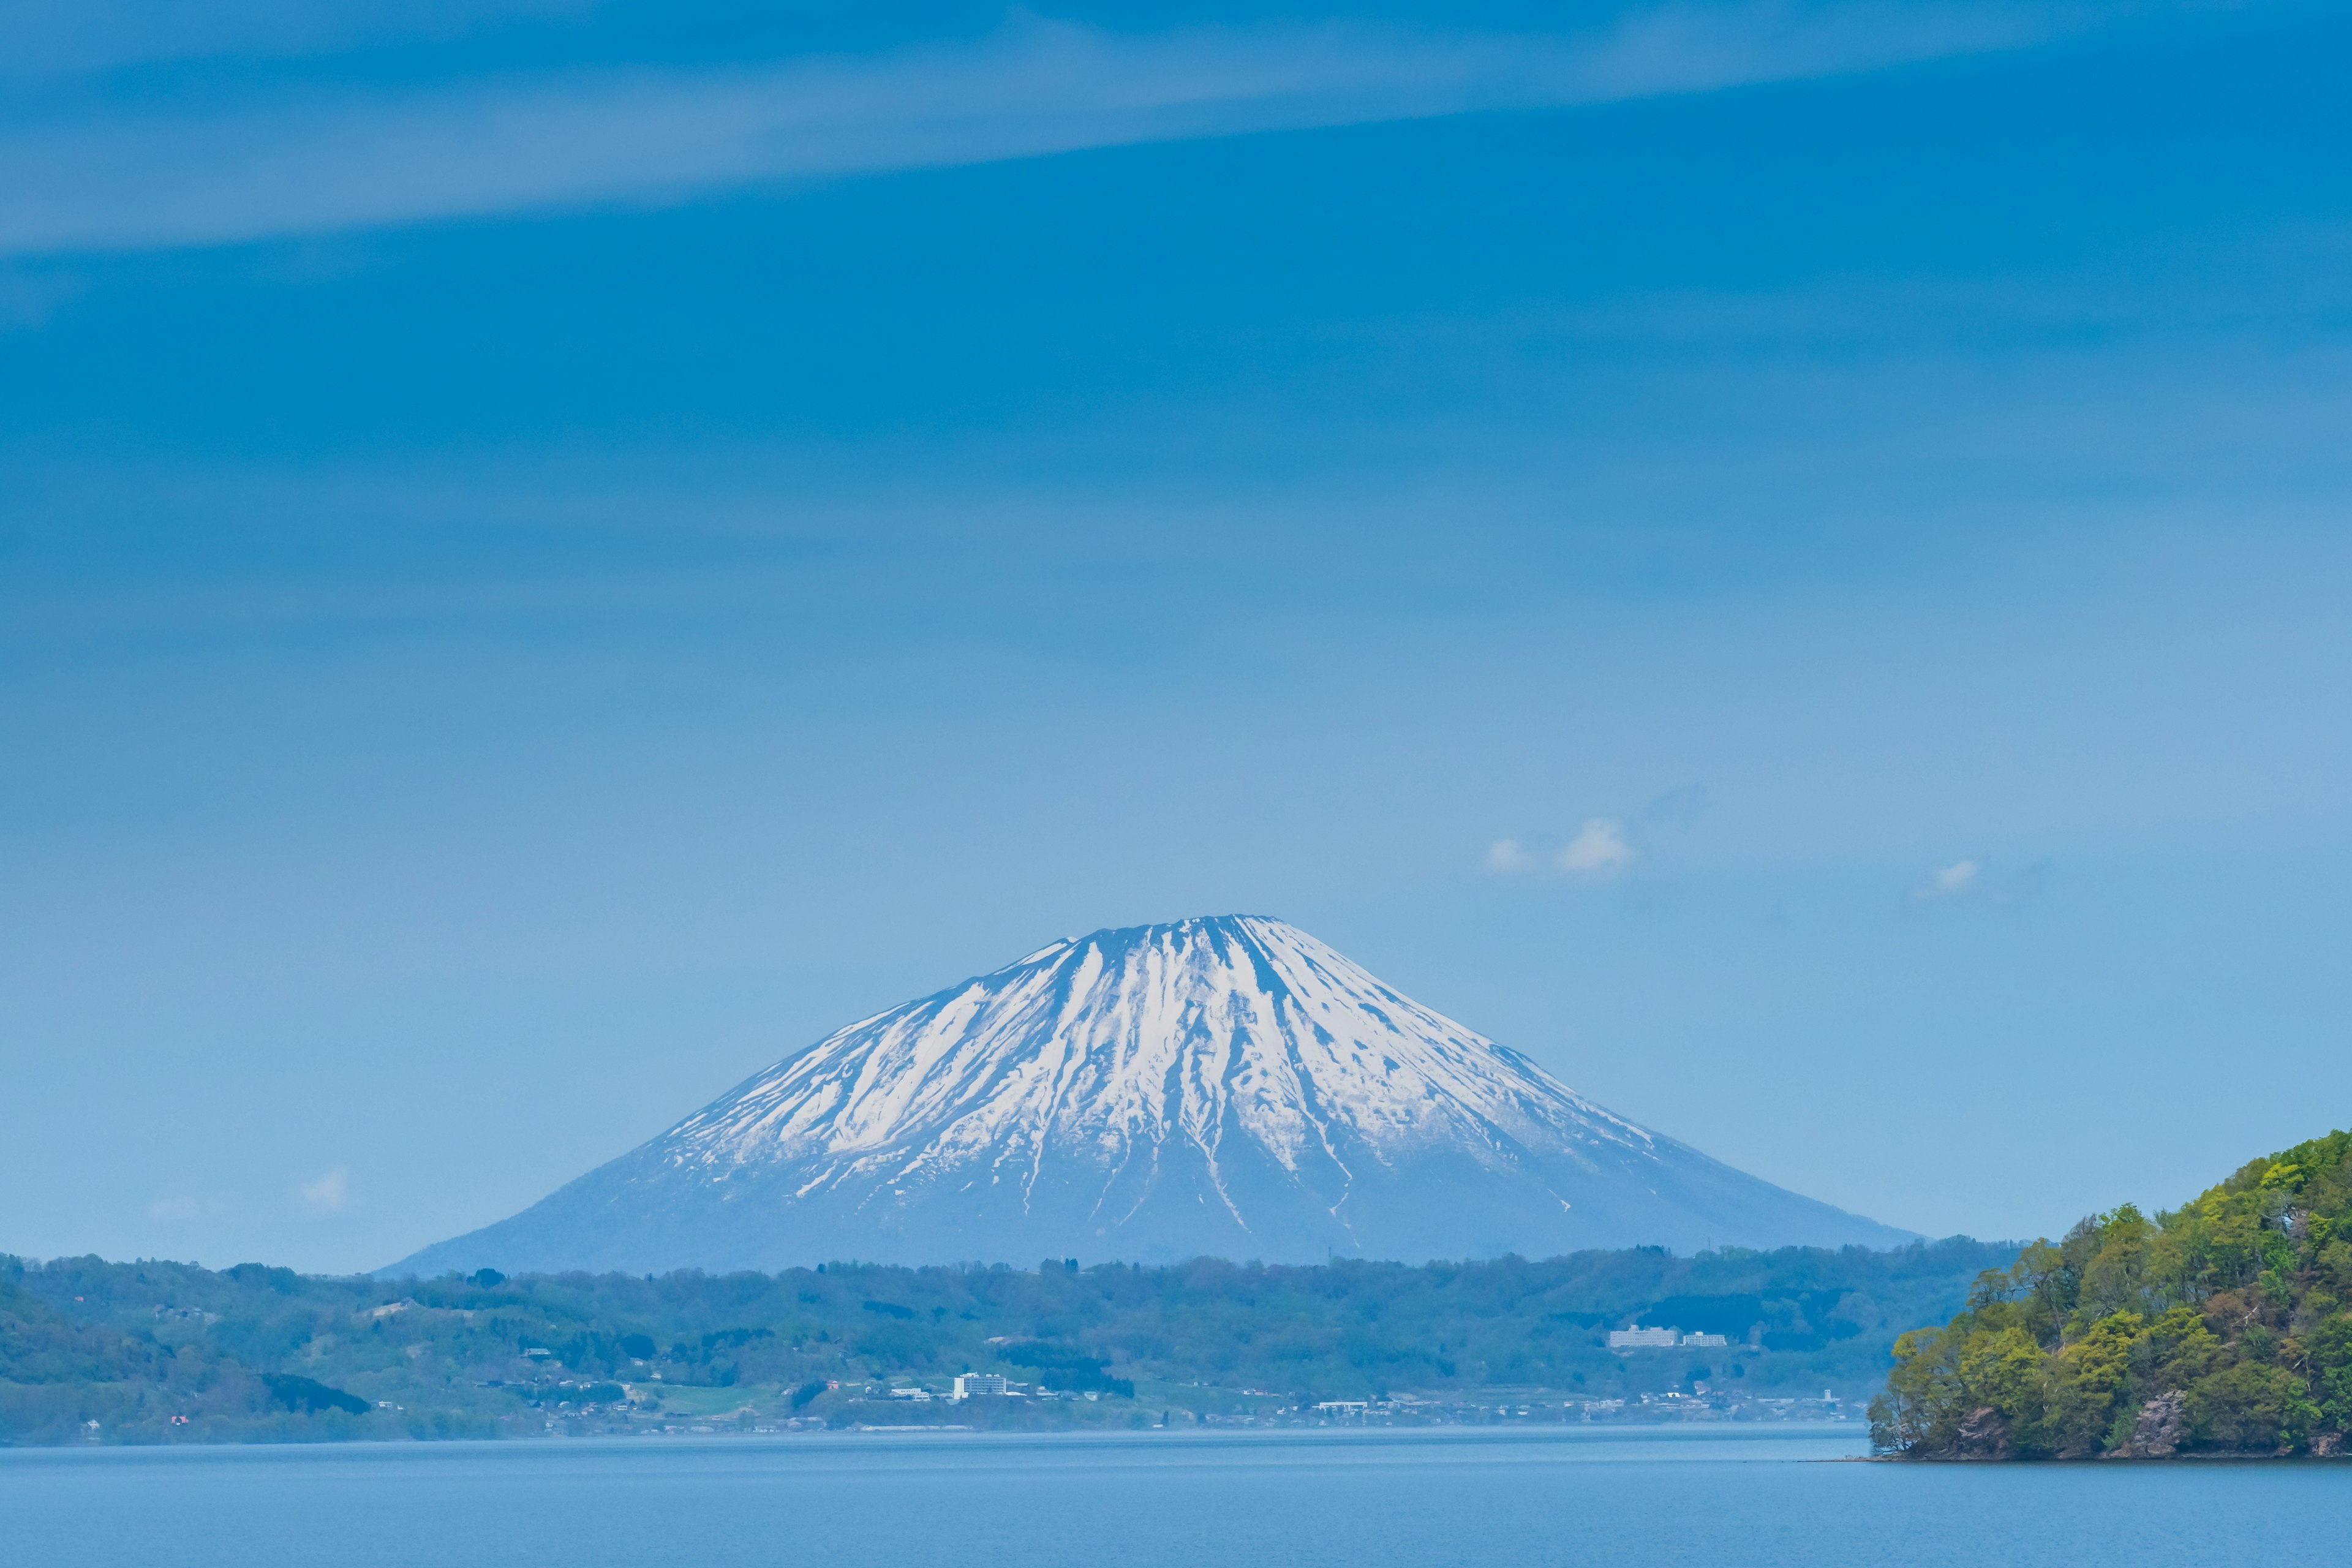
[394,916,1907,1275]
[2,1239,2010,1444]
[1870,1128,2352,1458]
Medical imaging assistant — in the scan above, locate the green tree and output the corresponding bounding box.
[1873,1127,2352,1460]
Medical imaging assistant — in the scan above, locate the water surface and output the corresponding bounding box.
[1,1425,2337,1567]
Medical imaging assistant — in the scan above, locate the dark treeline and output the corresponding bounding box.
[2,1239,2015,1444]
[1872,1128,2352,1459]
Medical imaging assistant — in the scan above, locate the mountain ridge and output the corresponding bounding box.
[389,915,1908,1275]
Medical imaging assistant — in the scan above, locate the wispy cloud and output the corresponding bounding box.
[1485,816,1646,877]
[1484,781,1716,878]
[1559,817,1638,878]
[300,1166,350,1213]
[0,0,590,83]
[1909,855,2054,909]
[0,3,2101,257]
[1483,837,1537,873]
[1913,857,1981,900]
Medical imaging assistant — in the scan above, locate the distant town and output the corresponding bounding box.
[528,1376,1869,1438]
[4,1248,1993,1446]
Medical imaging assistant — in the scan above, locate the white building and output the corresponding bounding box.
[952,1373,1008,1400]
[1606,1325,1679,1349]
[1679,1332,1728,1348]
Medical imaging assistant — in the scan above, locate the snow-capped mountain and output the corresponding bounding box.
[388,916,1907,1275]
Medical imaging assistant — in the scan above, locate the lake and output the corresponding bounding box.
[1,1425,2339,1567]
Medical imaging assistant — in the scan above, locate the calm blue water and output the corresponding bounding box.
[1,1425,2340,1567]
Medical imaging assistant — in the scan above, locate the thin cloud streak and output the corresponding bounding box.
[0,4,2092,257]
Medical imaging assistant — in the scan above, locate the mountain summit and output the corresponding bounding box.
[390,916,1906,1274]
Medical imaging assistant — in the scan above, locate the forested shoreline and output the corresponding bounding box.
[1871,1128,2352,1460]
[0,1239,2011,1444]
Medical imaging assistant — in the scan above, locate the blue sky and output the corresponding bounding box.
[4,0,2350,1273]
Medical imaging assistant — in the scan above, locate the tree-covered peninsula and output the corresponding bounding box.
[1871,1128,2352,1459]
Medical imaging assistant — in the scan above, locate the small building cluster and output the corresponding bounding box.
[881,1374,1107,1404]
[1606,1325,1728,1350]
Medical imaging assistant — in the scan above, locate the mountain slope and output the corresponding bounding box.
[390,916,1907,1274]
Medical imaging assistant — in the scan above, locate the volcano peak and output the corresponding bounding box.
[390,916,1905,1275]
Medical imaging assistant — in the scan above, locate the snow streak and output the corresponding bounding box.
[656,915,1655,1217]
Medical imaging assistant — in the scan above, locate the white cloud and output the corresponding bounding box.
[300,1166,349,1213]
[1559,817,1637,877]
[1483,837,1536,873]
[1913,858,1981,900]
[148,1194,210,1222]
[0,3,2102,257]
[1910,855,2056,910]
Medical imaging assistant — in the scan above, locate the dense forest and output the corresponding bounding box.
[1,1238,2011,1444]
[1871,1128,2352,1459]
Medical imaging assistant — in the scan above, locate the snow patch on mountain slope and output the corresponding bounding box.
[660,916,1648,1207]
